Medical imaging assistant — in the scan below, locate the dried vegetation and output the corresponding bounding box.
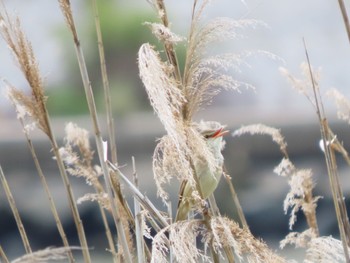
[1,0,350,262]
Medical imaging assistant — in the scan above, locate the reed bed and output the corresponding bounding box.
[1,0,350,262]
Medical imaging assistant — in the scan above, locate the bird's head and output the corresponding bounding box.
[197,121,229,152]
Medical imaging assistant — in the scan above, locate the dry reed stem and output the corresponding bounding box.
[303,39,350,261]
[154,0,182,84]
[0,246,9,263]
[1,5,91,261]
[19,119,74,263]
[337,0,350,45]
[223,170,248,229]
[0,166,32,254]
[132,156,152,263]
[60,122,118,261]
[58,1,132,261]
[92,0,118,164]
[108,161,169,228]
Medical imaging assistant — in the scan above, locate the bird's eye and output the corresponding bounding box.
[204,134,210,139]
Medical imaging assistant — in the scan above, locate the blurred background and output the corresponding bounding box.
[1,0,350,261]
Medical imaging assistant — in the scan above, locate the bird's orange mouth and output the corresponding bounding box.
[212,127,229,138]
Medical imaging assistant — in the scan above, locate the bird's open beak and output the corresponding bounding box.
[212,127,229,138]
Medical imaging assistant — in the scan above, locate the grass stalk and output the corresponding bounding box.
[49,125,92,263]
[132,157,145,263]
[0,166,32,254]
[19,118,75,263]
[223,170,248,229]
[58,1,132,261]
[337,0,350,45]
[208,194,236,262]
[92,2,136,254]
[91,0,118,164]
[108,161,169,228]
[304,39,350,262]
[0,246,9,263]
[155,0,182,84]
[1,4,91,260]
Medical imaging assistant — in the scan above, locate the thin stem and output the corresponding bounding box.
[304,39,350,262]
[338,0,350,45]
[91,0,118,164]
[223,170,248,229]
[20,118,75,263]
[155,0,182,85]
[132,157,145,263]
[0,166,32,254]
[58,1,132,261]
[49,128,91,263]
[108,161,169,228]
[0,246,9,263]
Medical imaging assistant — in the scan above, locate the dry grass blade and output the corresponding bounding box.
[0,166,32,254]
[108,161,169,228]
[11,247,81,263]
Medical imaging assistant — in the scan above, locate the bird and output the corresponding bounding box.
[175,121,228,221]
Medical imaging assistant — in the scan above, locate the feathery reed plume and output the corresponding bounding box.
[1,5,91,261]
[141,0,261,206]
[274,158,320,234]
[0,9,48,136]
[59,122,123,259]
[151,216,286,263]
[139,1,268,261]
[304,236,350,263]
[11,247,81,263]
[232,124,320,242]
[327,88,350,124]
[232,124,288,156]
[280,228,316,250]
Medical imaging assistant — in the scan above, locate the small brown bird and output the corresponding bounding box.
[175,122,228,221]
